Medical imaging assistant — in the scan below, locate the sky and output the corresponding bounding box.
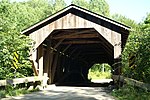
[64,0,150,23]
[14,0,150,23]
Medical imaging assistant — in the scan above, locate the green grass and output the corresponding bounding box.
[88,71,112,80]
[112,85,150,100]
[0,85,39,98]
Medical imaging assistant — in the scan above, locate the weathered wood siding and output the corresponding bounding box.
[29,13,121,50]
[29,13,122,79]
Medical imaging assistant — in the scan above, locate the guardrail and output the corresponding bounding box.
[112,75,150,91]
[0,76,49,89]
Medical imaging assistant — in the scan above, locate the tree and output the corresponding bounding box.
[71,0,89,9]
[89,0,109,16]
[0,0,54,79]
[72,0,110,16]
[0,0,33,79]
[111,14,137,29]
[121,13,150,83]
[52,0,66,13]
[0,0,67,79]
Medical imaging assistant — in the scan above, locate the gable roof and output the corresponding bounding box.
[22,4,130,35]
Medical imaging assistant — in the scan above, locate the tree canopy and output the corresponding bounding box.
[72,0,110,16]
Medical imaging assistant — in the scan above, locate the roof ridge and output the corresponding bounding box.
[22,4,130,35]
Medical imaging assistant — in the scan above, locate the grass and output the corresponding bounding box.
[112,85,150,100]
[0,85,39,98]
[88,71,112,80]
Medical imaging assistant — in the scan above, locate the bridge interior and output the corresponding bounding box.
[42,28,114,84]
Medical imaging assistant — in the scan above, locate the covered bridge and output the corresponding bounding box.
[22,4,130,84]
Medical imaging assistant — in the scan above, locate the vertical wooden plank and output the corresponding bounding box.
[30,48,38,76]
[113,33,122,75]
[43,43,51,75]
[114,33,121,59]
[48,52,54,84]
[51,51,59,83]
[38,44,44,76]
[111,31,115,46]
[55,55,62,82]
[69,13,76,28]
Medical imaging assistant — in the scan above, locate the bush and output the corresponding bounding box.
[112,85,150,100]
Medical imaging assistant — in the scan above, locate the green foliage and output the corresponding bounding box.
[111,11,150,84]
[89,0,109,16]
[88,71,111,79]
[90,63,111,72]
[111,14,138,29]
[0,0,68,79]
[88,63,112,79]
[72,0,110,16]
[72,0,89,9]
[121,13,150,83]
[0,85,39,98]
[112,85,150,100]
[52,0,66,13]
[0,0,33,79]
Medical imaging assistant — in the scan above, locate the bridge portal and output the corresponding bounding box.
[22,4,130,84]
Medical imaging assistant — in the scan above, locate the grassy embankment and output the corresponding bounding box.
[112,85,150,100]
[88,68,150,100]
[0,85,39,98]
[88,70,112,80]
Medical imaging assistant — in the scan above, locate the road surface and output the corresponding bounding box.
[2,85,115,100]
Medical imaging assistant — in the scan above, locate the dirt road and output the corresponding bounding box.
[2,85,115,100]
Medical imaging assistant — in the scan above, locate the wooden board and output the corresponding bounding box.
[0,76,48,86]
[112,75,150,91]
[29,13,121,50]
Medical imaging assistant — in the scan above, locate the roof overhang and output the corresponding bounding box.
[21,4,130,36]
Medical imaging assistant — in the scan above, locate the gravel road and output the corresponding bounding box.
[2,85,115,100]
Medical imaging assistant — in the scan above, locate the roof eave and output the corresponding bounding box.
[21,4,130,35]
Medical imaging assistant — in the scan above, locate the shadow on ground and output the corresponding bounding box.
[2,85,115,100]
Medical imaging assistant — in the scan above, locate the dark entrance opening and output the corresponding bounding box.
[43,28,114,86]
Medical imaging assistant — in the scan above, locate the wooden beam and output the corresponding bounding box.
[50,39,64,53]
[53,29,94,39]
[48,53,54,84]
[62,44,72,52]
[96,32,113,54]
[44,42,51,76]
[0,76,48,86]
[69,47,78,57]
[38,44,44,76]
[30,48,38,76]
[62,40,101,44]
[53,33,98,39]
[51,51,59,83]
[112,75,150,91]
[31,60,38,76]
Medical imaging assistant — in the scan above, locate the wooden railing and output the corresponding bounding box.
[0,76,49,88]
[112,75,150,91]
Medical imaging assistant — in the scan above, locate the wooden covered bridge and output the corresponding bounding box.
[22,4,130,84]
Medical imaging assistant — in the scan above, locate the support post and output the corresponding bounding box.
[31,48,38,76]
[51,51,59,83]
[113,33,121,75]
[48,52,54,84]
[38,44,44,76]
